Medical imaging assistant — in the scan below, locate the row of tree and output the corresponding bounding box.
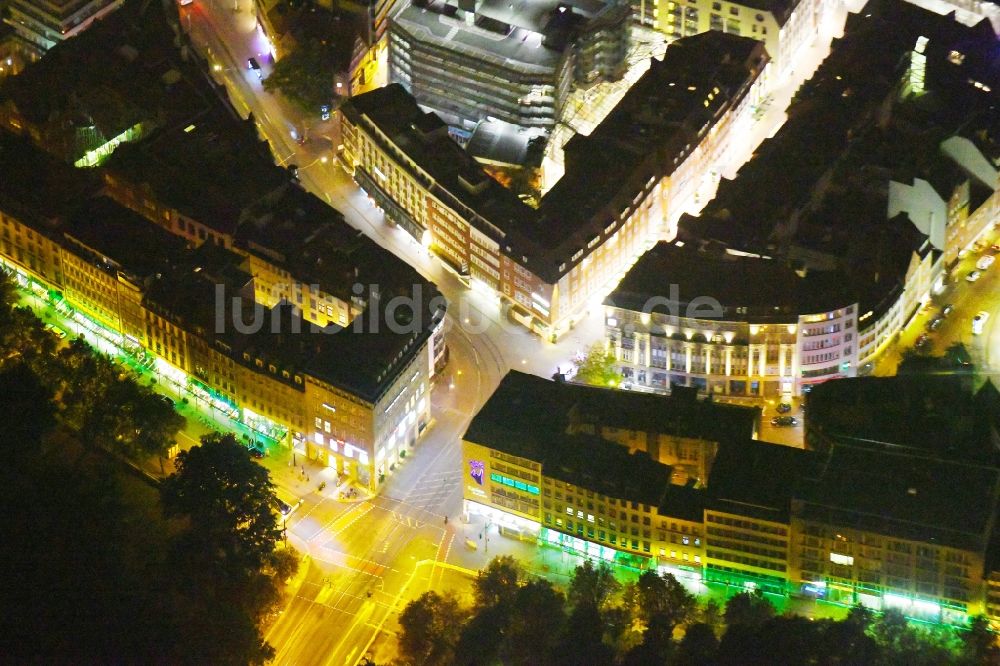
[0,280,184,469]
[0,275,296,662]
[397,556,998,666]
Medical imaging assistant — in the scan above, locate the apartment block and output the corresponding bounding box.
[462,370,1000,625]
[341,30,768,338]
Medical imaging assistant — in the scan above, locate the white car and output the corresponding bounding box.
[977,255,995,271]
[973,311,989,335]
[967,270,982,283]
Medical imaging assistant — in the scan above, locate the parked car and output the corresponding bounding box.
[927,317,943,331]
[915,333,931,348]
[247,57,262,78]
[941,304,954,317]
[776,402,792,414]
[977,254,995,271]
[771,416,798,427]
[248,446,265,459]
[973,311,990,335]
[967,270,982,282]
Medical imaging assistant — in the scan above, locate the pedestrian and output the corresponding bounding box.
[444,515,448,525]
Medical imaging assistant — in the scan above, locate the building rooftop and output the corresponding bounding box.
[680,0,1000,260]
[606,241,853,324]
[105,108,287,236]
[465,370,758,445]
[706,438,812,523]
[805,376,1000,466]
[235,184,425,305]
[63,196,190,281]
[393,0,621,73]
[393,1,560,72]
[537,32,767,262]
[0,130,99,227]
[794,444,1000,551]
[464,371,759,503]
[146,262,444,403]
[0,0,212,159]
[346,30,766,282]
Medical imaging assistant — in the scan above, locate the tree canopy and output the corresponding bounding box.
[573,342,622,387]
[263,39,337,114]
[399,556,995,666]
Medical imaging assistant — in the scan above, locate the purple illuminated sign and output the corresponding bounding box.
[469,459,485,485]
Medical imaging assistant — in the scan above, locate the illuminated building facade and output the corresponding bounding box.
[0,124,445,492]
[664,0,999,390]
[463,371,1000,625]
[341,31,768,338]
[651,0,833,77]
[604,237,936,396]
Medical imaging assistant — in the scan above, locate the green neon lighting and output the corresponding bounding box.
[490,472,539,495]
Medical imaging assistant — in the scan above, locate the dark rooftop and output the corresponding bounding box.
[63,197,190,280]
[343,30,766,282]
[805,376,1000,466]
[794,444,1000,551]
[680,0,1000,260]
[0,0,213,160]
[105,108,287,236]
[0,130,99,227]
[537,32,767,265]
[464,371,759,504]
[707,438,812,523]
[145,262,445,403]
[607,241,852,323]
[235,183,425,305]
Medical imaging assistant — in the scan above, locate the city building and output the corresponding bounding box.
[607,0,1000,395]
[462,371,759,570]
[462,370,1000,625]
[0,44,448,493]
[388,0,631,130]
[340,31,769,338]
[3,0,124,54]
[0,0,211,166]
[651,0,832,78]
[603,230,929,396]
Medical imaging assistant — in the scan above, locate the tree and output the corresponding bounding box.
[959,615,1000,665]
[128,388,184,471]
[573,342,622,387]
[473,555,522,611]
[161,432,282,581]
[723,590,774,629]
[263,39,337,114]
[398,591,466,666]
[624,570,696,634]
[0,270,16,313]
[569,559,621,610]
[554,603,616,666]
[698,599,725,637]
[673,623,718,665]
[501,579,566,666]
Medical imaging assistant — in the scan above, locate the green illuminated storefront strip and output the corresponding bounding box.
[539,527,649,570]
[5,263,288,447]
[490,472,539,495]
